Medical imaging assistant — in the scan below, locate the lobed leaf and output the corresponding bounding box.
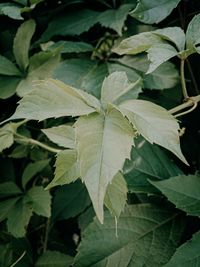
[35,250,73,267]
[75,109,135,223]
[42,125,75,149]
[118,99,188,164]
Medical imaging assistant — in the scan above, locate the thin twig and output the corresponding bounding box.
[180,59,189,100]
[43,218,51,253]
[10,251,26,267]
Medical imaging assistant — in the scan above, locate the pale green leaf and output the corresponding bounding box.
[150,175,200,216]
[0,55,21,76]
[13,19,36,71]
[147,43,178,73]
[118,99,188,164]
[104,172,127,218]
[46,40,94,53]
[75,109,135,223]
[0,182,22,198]
[42,125,75,149]
[124,137,182,193]
[0,198,19,222]
[118,55,179,89]
[101,71,142,107]
[165,230,200,267]
[113,32,162,55]
[27,186,51,217]
[0,3,23,20]
[98,4,133,36]
[54,58,107,99]
[52,180,91,221]
[11,79,98,121]
[130,0,181,24]
[46,149,79,190]
[16,51,60,96]
[0,76,21,99]
[41,9,100,41]
[154,27,185,52]
[0,123,15,152]
[74,204,184,267]
[186,14,200,50]
[22,159,50,188]
[35,250,73,267]
[7,198,33,237]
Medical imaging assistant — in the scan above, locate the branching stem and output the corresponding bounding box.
[180,59,189,100]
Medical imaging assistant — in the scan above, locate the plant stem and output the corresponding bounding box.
[43,218,50,253]
[10,251,26,267]
[169,95,200,115]
[186,58,200,95]
[14,133,61,153]
[180,59,189,99]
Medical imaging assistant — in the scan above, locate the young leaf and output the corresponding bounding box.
[147,43,178,73]
[113,32,163,55]
[0,3,23,20]
[74,204,184,267]
[117,99,188,165]
[98,4,134,36]
[0,123,15,152]
[22,159,50,188]
[35,250,73,267]
[104,172,127,218]
[13,20,36,72]
[75,109,135,223]
[42,125,75,149]
[0,55,21,76]
[124,137,182,194]
[165,230,200,267]
[130,0,181,24]
[16,50,60,96]
[41,9,100,41]
[52,180,91,221]
[154,27,185,52]
[7,198,33,238]
[150,175,200,216]
[101,71,142,107]
[10,79,98,121]
[27,186,51,217]
[186,14,200,50]
[46,149,79,190]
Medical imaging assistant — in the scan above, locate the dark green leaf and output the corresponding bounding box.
[35,250,73,267]
[130,0,181,24]
[0,182,22,198]
[0,76,21,99]
[165,230,200,267]
[74,204,184,267]
[52,180,91,221]
[41,9,100,41]
[27,186,51,217]
[98,4,133,36]
[124,137,182,193]
[150,175,200,216]
[22,159,50,188]
[0,55,21,76]
[46,41,93,54]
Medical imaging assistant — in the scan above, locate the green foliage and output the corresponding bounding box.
[1,0,200,266]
